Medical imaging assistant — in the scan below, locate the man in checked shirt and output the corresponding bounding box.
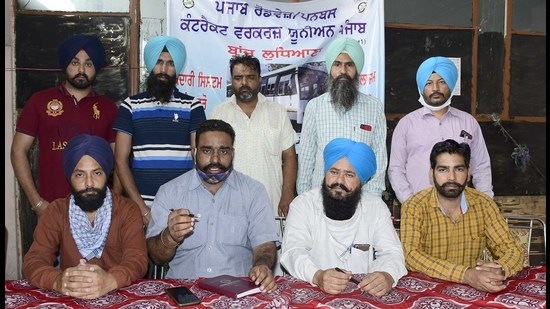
[400,139,523,293]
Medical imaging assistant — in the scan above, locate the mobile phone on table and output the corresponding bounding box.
[165,286,201,306]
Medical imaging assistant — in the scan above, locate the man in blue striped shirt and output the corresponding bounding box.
[113,36,206,227]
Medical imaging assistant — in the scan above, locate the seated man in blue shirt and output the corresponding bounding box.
[146,119,279,293]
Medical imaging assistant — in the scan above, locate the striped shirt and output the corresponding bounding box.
[113,89,206,205]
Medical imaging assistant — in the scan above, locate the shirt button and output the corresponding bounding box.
[207,268,212,272]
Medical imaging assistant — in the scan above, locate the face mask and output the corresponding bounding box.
[418,90,452,112]
[195,165,233,184]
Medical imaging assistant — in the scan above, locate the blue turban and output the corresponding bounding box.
[144,36,187,74]
[416,56,458,94]
[63,134,114,181]
[323,138,376,184]
[325,37,365,73]
[58,34,106,70]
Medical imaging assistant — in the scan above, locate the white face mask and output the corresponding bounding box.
[418,90,452,112]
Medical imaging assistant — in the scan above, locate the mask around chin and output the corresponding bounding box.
[418,91,452,112]
[195,165,233,184]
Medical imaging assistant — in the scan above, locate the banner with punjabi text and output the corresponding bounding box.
[167,0,384,129]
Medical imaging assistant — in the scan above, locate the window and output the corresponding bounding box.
[16,0,129,12]
[383,0,546,198]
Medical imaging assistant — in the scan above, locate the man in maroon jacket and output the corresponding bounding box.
[23,134,147,300]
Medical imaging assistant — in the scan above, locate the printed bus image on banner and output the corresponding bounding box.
[167,0,384,132]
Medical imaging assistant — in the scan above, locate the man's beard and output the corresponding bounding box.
[71,186,107,212]
[434,179,467,199]
[146,72,177,102]
[67,73,95,89]
[328,74,359,113]
[234,85,259,102]
[321,180,362,220]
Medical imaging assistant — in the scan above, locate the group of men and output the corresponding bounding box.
[12,33,524,300]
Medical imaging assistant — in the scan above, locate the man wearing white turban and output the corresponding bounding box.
[281,138,406,296]
[297,37,387,199]
[388,56,493,204]
[113,36,207,230]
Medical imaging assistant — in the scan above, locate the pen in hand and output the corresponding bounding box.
[335,267,360,285]
[169,209,201,218]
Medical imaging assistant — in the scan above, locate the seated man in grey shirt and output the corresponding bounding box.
[146,119,280,294]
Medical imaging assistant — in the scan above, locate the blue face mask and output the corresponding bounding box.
[195,164,233,184]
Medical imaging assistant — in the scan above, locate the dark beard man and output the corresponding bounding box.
[68,72,95,89]
[434,178,467,199]
[321,179,362,221]
[146,72,177,103]
[328,74,359,113]
[71,186,107,212]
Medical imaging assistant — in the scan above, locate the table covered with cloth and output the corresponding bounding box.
[5,265,545,308]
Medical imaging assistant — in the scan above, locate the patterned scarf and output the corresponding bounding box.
[196,165,233,184]
[69,188,113,261]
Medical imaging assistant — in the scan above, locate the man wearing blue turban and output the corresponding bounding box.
[297,37,387,202]
[281,138,406,296]
[388,56,493,204]
[113,35,206,242]
[23,134,148,300]
[58,34,106,71]
[11,34,118,219]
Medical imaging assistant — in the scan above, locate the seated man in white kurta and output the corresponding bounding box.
[280,138,406,296]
